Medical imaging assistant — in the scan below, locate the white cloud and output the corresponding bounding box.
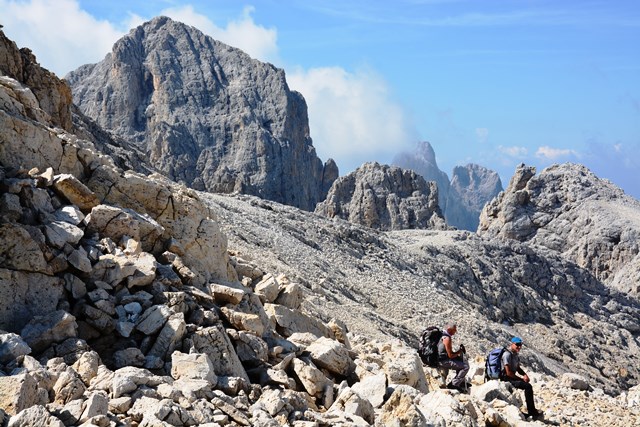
[0,0,126,76]
[157,5,279,64]
[498,145,528,158]
[535,145,578,161]
[476,127,489,143]
[288,66,417,173]
[0,1,279,76]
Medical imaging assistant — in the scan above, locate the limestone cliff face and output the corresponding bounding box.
[0,30,72,130]
[479,163,640,297]
[315,162,447,231]
[66,16,335,211]
[445,164,503,231]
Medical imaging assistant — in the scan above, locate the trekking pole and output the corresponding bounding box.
[461,345,468,393]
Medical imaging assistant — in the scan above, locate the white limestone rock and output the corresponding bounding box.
[291,358,330,397]
[43,221,84,249]
[220,306,265,336]
[0,332,31,364]
[187,325,250,382]
[0,373,40,416]
[209,283,245,305]
[561,373,590,391]
[306,337,355,377]
[274,282,303,310]
[254,274,280,303]
[170,351,218,385]
[52,369,86,405]
[351,372,387,408]
[79,391,109,423]
[381,341,429,393]
[328,387,375,424]
[147,313,187,360]
[136,304,172,335]
[6,405,64,427]
[264,303,332,339]
[52,174,99,212]
[71,351,100,386]
[377,385,427,427]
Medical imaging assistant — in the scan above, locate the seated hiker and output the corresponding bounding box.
[437,322,470,391]
[500,337,543,419]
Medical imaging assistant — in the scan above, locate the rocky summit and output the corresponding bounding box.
[314,162,447,231]
[479,163,640,298]
[1,24,640,427]
[66,16,337,211]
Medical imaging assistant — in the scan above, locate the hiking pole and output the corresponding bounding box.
[460,344,468,393]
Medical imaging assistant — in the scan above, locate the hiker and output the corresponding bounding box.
[437,322,469,391]
[500,337,543,419]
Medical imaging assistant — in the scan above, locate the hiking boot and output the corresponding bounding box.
[446,382,468,393]
[527,410,544,420]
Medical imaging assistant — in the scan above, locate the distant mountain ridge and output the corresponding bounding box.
[446,164,503,231]
[66,16,337,211]
[393,141,503,231]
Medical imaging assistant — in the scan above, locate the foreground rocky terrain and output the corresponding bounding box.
[1,23,640,427]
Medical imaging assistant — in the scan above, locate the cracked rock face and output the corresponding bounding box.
[393,141,451,211]
[66,16,336,211]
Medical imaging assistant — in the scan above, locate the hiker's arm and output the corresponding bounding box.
[503,364,522,380]
[443,337,462,358]
[517,367,530,382]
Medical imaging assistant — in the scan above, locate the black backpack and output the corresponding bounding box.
[418,326,443,367]
[485,347,506,380]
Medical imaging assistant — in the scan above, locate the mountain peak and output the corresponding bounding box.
[67,16,335,211]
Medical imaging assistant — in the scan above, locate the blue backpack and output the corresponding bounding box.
[485,347,506,380]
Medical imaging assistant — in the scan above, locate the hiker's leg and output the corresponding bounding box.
[506,380,536,414]
[522,383,537,414]
[440,359,468,387]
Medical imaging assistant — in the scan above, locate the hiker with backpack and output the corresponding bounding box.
[437,322,470,392]
[500,337,543,420]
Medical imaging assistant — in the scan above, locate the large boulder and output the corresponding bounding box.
[0,373,41,416]
[186,325,249,382]
[306,337,355,377]
[20,311,77,353]
[0,332,31,363]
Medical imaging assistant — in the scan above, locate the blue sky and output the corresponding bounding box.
[2,0,639,198]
